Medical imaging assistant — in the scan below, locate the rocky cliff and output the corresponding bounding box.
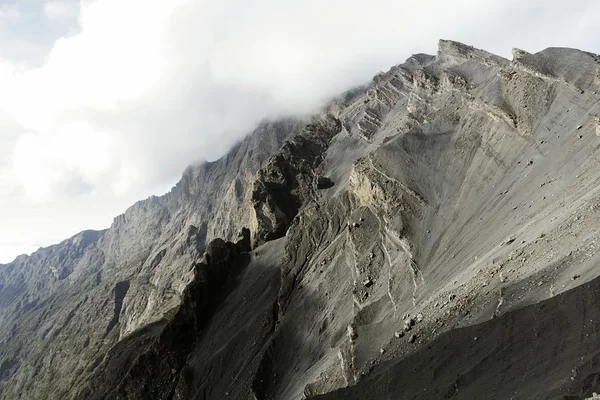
[2,40,600,399]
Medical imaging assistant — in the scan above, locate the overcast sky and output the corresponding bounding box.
[0,0,599,263]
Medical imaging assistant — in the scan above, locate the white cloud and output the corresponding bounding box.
[44,1,79,20]
[1,0,600,262]
[0,4,20,23]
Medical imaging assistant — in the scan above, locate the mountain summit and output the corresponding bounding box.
[2,40,600,399]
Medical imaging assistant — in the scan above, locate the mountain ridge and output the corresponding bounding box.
[1,39,600,399]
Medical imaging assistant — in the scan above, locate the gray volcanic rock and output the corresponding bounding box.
[3,40,600,400]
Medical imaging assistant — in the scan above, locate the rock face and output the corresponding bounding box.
[3,40,600,399]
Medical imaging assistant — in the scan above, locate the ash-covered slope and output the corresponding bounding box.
[315,271,600,399]
[3,39,600,400]
[0,119,304,399]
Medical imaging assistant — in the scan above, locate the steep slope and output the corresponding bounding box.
[238,41,600,399]
[0,119,304,399]
[3,39,600,400]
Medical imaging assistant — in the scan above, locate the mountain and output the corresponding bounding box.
[2,40,600,399]
[0,119,304,399]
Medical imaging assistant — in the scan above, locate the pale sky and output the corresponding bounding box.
[0,0,599,264]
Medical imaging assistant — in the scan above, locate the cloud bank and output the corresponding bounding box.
[1,0,599,262]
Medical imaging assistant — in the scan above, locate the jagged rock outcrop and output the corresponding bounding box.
[250,115,342,247]
[2,39,600,400]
